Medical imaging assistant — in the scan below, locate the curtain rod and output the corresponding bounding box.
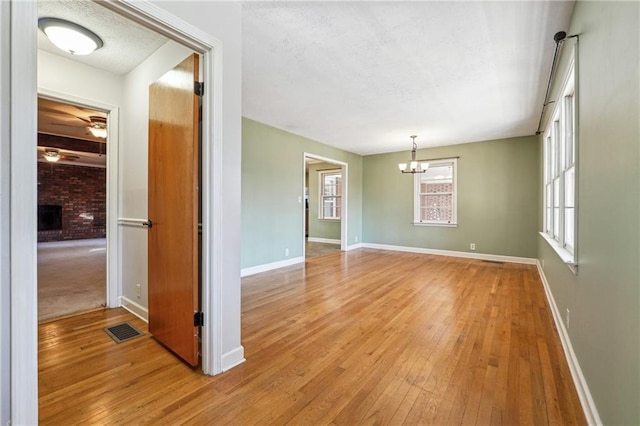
[535,32,579,135]
[417,156,460,162]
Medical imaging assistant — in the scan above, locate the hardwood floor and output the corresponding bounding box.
[39,249,586,425]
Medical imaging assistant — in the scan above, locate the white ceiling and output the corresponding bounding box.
[37,0,167,75]
[36,1,575,156]
[242,1,575,155]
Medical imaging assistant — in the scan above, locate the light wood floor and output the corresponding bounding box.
[39,249,586,425]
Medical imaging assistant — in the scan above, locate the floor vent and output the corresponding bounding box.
[482,260,505,265]
[104,322,144,344]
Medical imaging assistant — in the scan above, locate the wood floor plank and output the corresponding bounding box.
[39,249,587,425]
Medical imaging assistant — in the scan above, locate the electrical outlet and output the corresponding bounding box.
[566,308,570,329]
[470,243,476,251]
[136,283,141,298]
[355,235,358,242]
[285,248,289,257]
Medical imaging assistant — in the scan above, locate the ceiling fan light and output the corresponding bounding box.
[38,18,103,56]
[43,151,61,163]
[89,126,107,139]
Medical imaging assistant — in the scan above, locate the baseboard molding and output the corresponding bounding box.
[536,261,602,426]
[120,296,149,323]
[307,237,340,244]
[361,243,537,265]
[241,256,305,277]
[346,242,363,251]
[221,345,246,372]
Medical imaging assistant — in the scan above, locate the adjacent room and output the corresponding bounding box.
[37,97,108,321]
[2,1,638,425]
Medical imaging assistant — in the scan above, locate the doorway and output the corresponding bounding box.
[303,153,348,259]
[36,96,109,321]
[9,2,234,421]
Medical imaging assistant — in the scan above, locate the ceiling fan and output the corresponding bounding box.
[51,115,107,138]
[40,148,80,163]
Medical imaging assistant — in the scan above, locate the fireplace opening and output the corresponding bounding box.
[38,205,62,231]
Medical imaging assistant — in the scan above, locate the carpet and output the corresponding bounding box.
[38,238,107,322]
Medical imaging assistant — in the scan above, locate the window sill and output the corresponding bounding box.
[319,218,340,222]
[412,222,458,228]
[539,232,578,274]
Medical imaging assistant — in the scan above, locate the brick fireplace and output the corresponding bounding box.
[37,161,106,243]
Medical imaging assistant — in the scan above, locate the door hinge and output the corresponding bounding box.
[194,81,204,97]
[194,311,204,327]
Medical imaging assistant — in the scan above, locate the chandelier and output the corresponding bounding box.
[398,135,428,174]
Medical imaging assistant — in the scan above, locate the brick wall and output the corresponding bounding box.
[37,162,106,242]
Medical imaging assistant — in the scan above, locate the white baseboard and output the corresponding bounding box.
[307,237,340,244]
[120,296,149,322]
[346,242,363,251]
[241,256,305,277]
[536,261,601,426]
[221,346,246,371]
[361,243,537,265]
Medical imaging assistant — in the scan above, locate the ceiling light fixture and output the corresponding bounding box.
[398,135,428,174]
[88,126,107,139]
[38,17,104,56]
[43,150,61,163]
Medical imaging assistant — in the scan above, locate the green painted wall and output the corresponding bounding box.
[308,162,341,240]
[242,118,362,268]
[363,136,539,257]
[537,2,639,424]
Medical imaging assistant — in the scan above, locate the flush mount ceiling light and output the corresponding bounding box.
[398,135,428,174]
[43,150,61,163]
[38,17,103,56]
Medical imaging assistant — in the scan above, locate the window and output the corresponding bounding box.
[319,170,342,220]
[414,158,457,226]
[542,61,576,264]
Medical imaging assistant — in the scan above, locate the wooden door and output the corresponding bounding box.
[148,54,200,366]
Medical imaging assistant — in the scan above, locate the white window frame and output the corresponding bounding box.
[413,158,458,227]
[318,170,341,220]
[541,57,577,270]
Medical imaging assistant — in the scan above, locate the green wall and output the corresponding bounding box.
[308,162,341,241]
[363,136,539,258]
[242,118,362,268]
[538,1,639,424]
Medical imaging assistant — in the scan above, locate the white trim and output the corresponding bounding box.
[345,243,363,251]
[535,261,601,426]
[101,0,227,376]
[317,169,342,220]
[303,153,348,256]
[221,346,245,372]
[307,237,340,244]
[361,243,537,265]
[412,222,458,228]
[539,232,578,273]
[241,257,305,277]
[119,296,149,323]
[10,2,39,424]
[413,157,458,226]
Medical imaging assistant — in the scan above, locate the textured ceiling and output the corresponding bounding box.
[242,1,575,155]
[37,0,167,75]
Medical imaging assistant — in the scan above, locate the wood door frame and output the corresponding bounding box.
[302,153,348,257]
[37,89,120,310]
[8,2,230,422]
